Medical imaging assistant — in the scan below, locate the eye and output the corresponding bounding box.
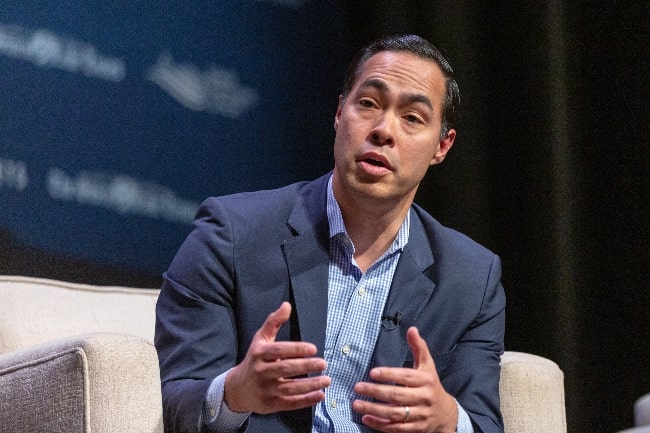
[404,113,424,124]
[358,98,377,109]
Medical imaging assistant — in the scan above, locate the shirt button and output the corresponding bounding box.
[210,408,216,418]
[331,399,337,408]
[342,344,350,355]
[358,286,366,296]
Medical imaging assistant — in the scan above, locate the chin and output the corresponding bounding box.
[350,182,396,202]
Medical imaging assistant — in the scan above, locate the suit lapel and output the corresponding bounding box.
[281,175,330,357]
[280,176,437,369]
[372,213,436,368]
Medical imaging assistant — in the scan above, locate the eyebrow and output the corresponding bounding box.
[359,78,434,111]
[404,93,434,111]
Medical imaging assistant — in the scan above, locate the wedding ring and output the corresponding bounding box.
[403,405,410,423]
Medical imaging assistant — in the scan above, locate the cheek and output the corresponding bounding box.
[403,142,438,174]
[419,140,441,164]
[335,122,361,147]
[332,132,348,162]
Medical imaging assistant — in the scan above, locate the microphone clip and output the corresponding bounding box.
[381,311,402,330]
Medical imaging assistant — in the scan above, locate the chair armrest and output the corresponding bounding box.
[0,332,163,433]
[636,393,650,426]
[500,351,567,433]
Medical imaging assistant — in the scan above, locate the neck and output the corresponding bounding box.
[332,178,413,273]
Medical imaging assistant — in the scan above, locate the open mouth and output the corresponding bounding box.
[364,158,386,167]
[358,152,391,172]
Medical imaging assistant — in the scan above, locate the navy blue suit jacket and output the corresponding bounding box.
[154,173,506,433]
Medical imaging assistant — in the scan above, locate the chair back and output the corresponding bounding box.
[0,275,159,354]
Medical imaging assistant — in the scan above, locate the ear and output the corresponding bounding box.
[334,95,343,130]
[430,129,456,166]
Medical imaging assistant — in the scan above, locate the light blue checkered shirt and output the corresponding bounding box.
[311,177,410,433]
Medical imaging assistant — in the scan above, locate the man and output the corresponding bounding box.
[155,34,506,433]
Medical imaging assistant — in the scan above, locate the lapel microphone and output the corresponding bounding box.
[381,311,402,330]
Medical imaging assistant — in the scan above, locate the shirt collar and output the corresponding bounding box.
[326,175,410,253]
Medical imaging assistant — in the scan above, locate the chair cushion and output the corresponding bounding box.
[0,332,164,433]
[0,346,86,432]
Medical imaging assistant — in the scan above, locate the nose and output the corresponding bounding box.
[369,114,395,146]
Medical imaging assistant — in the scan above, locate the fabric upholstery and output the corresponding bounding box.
[0,276,162,433]
[0,275,158,354]
[0,333,163,433]
[636,393,650,426]
[0,343,86,433]
[0,275,566,433]
[500,351,566,433]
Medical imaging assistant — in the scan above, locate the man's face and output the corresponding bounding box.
[332,50,456,209]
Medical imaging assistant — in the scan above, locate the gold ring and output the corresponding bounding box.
[403,405,410,423]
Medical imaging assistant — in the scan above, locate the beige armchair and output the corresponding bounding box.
[0,276,162,433]
[0,275,567,433]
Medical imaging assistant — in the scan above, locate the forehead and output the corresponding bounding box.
[353,51,447,105]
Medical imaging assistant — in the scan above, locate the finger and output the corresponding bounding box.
[407,326,435,371]
[266,389,328,413]
[257,356,327,379]
[276,374,332,396]
[256,341,320,361]
[254,375,331,415]
[366,365,428,388]
[359,413,410,433]
[353,399,415,425]
[256,302,292,342]
[354,380,414,403]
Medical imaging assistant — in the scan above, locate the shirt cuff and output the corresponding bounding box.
[456,400,474,433]
[202,369,250,433]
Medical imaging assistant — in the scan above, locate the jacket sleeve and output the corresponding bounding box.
[154,197,240,433]
[441,253,506,433]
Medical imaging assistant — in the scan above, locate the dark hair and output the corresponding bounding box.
[341,34,460,138]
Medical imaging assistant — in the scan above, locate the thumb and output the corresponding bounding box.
[407,326,436,372]
[256,301,292,342]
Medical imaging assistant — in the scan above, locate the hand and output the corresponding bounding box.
[224,302,331,414]
[352,327,458,433]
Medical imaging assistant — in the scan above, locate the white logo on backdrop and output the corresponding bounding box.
[0,158,29,191]
[47,168,198,224]
[0,23,260,118]
[147,53,259,118]
[0,24,126,82]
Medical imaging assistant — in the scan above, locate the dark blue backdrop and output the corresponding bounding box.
[1,1,351,273]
